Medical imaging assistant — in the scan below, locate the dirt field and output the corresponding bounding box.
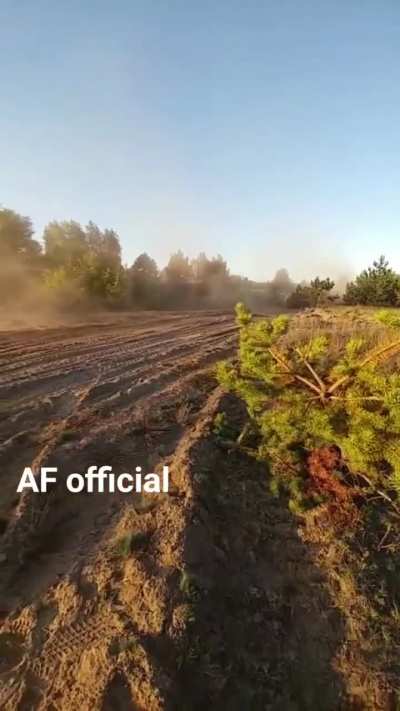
[0,310,394,709]
[0,311,239,709]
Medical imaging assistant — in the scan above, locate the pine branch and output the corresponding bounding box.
[268,347,322,396]
[328,340,400,395]
[330,395,384,402]
[359,339,400,367]
[356,471,400,517]
[294,347,326,391]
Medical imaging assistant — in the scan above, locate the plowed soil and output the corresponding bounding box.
[0,311,390,709]
[0,311,237,709]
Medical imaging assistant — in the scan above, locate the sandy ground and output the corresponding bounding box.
[0,310,391,709]
[0,311,239,709]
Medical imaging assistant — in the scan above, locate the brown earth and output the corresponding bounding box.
[0,311,236,708]
[0,311,393,709]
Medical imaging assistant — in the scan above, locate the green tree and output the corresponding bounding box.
[43,221,87,269]
[191,253,229,281]
[129,253,159,307]
[0,208,43,305]
[43,220,125,305]
[81,254,126,304]
[286,276,335,309]
[217,304,400,511]
[344,256,400,306]
[164,250,193,283]
[310,276,335,304]
[85,221,121,266]
[0,208,41,261]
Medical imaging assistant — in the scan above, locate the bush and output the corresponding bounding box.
[286,284,315,309]
[344,256,400,306]
[286,277,335,309]
[217,304,400,512]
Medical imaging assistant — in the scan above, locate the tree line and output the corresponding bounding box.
[1,206,399,310]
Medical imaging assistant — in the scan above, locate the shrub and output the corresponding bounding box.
[344,256,400,306]
[286,277,335,309]
[375,309,400,329]
[217,304,400,511]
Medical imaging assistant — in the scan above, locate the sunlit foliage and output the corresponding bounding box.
[217,304,400,511]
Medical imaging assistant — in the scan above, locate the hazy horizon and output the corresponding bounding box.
[1,1,399,283]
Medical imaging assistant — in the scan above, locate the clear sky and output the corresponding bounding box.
[1,0,399,282]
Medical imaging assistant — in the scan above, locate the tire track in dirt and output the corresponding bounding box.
[0,312,236,598]
[0,311,239,709]
[0,387,351,710]
[0,313,232,380]
[0,367,218,605]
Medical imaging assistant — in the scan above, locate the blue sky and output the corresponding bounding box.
[1,1,399,282]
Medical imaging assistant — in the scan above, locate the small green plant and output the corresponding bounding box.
[217,304,400,511]
[375,309,400,329]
